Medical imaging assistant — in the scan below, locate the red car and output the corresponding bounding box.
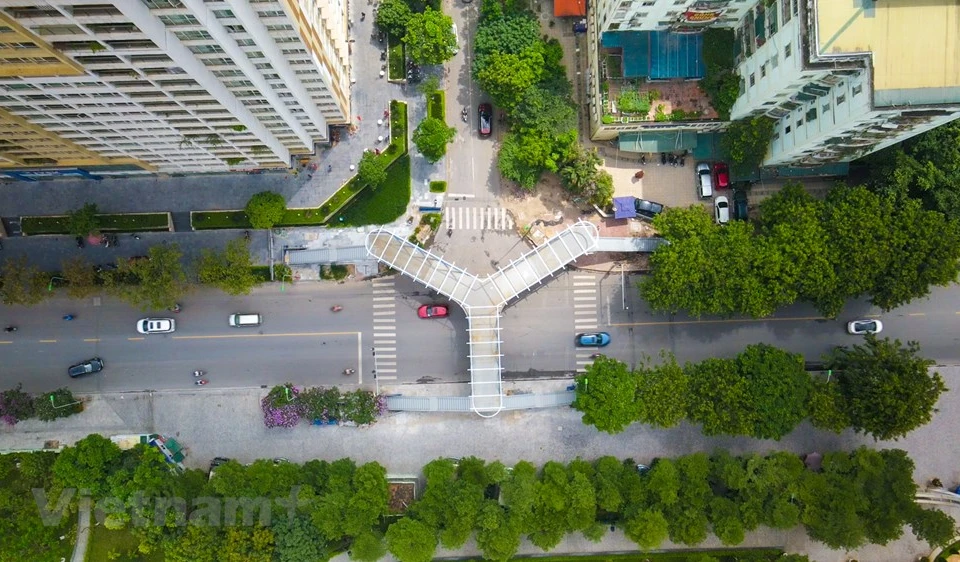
[478,103,492,136]
[713,162,730,189]
[417,304,449,319]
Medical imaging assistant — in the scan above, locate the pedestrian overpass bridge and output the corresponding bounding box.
[365,220,600,417]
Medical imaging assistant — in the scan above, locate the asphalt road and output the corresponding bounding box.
[2,270,958,394]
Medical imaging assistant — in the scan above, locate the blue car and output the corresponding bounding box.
[576,332,611,347]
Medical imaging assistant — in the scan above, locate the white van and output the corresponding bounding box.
[696,162,713,198]
[228,313,262,327]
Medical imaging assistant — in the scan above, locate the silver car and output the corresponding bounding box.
[137,318,176,334]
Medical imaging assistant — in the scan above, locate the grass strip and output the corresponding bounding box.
[22,213,169,235]
[388,34,405,80]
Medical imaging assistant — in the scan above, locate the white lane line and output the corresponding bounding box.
[373,347,397,352]
[574,309,596,315]
[377,374,398,379]
[575,325,598,330]
[574,296,597,301]
[376,354,397,359]
[573,289,596,294]
[374,318,396,323]
[373,311,395,316]
[373,296,395,301]
[373,290,396,294]
[574,303,596,308]
[576,368,587,373]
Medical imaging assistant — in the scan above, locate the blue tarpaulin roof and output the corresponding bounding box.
[613,197,636,219]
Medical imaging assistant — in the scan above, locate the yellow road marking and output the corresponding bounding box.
[128,337,145,341]
[38,339,57,343]
[609,316,826,328]
[908,312,926,317]
[172,331,357,340]
[0,341,11,344]
[83,338,100,342]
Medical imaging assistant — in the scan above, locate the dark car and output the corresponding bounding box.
[733,189,749,220]
[634,198,664,220]
[478,103,492,136]
[68,357,104,378]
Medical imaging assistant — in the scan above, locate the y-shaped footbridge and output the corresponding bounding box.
[365,221,600,417]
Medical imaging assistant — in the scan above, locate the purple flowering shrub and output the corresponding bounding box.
[0,384,35,426]
[261,384,306,428]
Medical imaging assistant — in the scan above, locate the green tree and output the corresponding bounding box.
[499,461,538,534]
[806,378,850,433]
[196,238,262,296]
[869,197,960,310]
[474,501,521,562]
[635,352,688,428]
[623,509,669,549]
[344,463,390,537]
[572,356,639,434]
[385,518,437,562]
[66,202,100,237]
[685,357,753,437]
[829,336,945,440]
[512,87,577,135]
[412,117,456,163]
[498,128,574,190]
[244,191,287,229]
[710,496,745,545]
[818,185,892,316]
[909,506,957,548]
[475,51,542,112]
[592,456,625,515]
[273,514,328,562]
[351,531,387,562]
[473,14,542,63]
[163,524,219,562]
[664,453,711,546]
[357,151,388,188]
[375,0,412,37]
[52,434,123,497]
[720,116,775,175]
[103,243,190,311]
[403,8,456,65]
[61,256,98,299]
[558,145,614,206]
[736,343,810,440]
[0,256,47,306]
[529,461,571,550]
[220,527,275,562]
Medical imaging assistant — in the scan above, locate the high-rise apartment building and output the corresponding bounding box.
[587,0,960,167]
[0,0,351,178]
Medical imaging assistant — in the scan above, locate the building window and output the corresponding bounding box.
[609,22,621,29]
[770,54,778,69]
[785,125,791,134]
[760,64,766,78]
[642,1,655,5]
[822,103,830,113]
[784,43,792,58]
[674,0,686,4]
[806,108,817,121]
[837,94,846,104]
[797,119,803,127]
[852,84,862,96]
[749,73,755,86]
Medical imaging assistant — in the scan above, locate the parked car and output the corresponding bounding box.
[418,304,449,318]
[733,189,749,220]
[209,457,232,480]
[696,162,713,198]
[714,195,730,225]
[576,332,611,347]
[847,319,883,335]
[137,318,175,334]
[450,23,459,54]
[478,103,492,136]
[713,162,730,189]
[68,357,104,378]
[634,198,665,220]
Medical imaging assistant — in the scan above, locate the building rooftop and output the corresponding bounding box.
[816,0,960,93]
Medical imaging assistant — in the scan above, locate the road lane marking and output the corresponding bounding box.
[0,341,11,344]
[609,316,826,327]
[908,312,926,317]
[83,338,100,342]
[373,311,395,316]
[128,337,145,341]
[173,331,357,339]
[575,325,598,330]
[376,374,398,379]
[375,347,397,352]
[39,339,57,343]
[573,281,595,286]
[373,318,395,323]
[573,296,596,301]
[574,309,595,315]
[376,354,397,359]
[574,303,596,308]
[573,289,595,294]
[373,289,395,294]
[373,297,395,302]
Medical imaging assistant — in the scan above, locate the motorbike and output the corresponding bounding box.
[171,303,181,313]
[63,314,75,321]
[380,51,387,61]
[447,228,453,237]
[4,326,16,333]
[659,152,667,166]
[75,236,85,248]
[195,379,208,386]
[131,233,141,240]
[590,353,602,359]
[244,230,251,241]
[331,305,343,312]
[639,153,646,165]
[193,370,205,377]
[461,108,468,123]
[343,368,356,376]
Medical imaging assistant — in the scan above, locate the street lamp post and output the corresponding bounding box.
[49,393,80,410]
[279,273,292,292]
[48,276,65,291]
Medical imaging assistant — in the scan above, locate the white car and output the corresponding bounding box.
[137,317,175,334]
[847,319,883,335]
[714,195,730,225]
[450,23,459,54]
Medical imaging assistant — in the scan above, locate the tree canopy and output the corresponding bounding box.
[244,191,287,230]
[403,8,456,65]
[375,0,412,37]
[720,116,776,175]
[572,356,640,434]
[66,202,100,237]
[357,151,388,188]
[196,238,263,296]
[103,243,190,311]
[412,117,456,163]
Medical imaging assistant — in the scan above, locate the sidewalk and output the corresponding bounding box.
[7,369,959,562]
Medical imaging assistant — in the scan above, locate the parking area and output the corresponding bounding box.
[601,151,708,210]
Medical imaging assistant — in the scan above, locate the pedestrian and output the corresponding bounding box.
[375,148,381,156]
[357,115,362,122]
[327,164,333,173]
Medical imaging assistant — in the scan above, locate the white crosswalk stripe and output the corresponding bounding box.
[372,278,399,375]
[444,207,515,231]
[572,274,599,373]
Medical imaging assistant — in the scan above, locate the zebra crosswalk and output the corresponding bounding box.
[444,206,514,231]
[572,273,600,373]
[371,278,398,380]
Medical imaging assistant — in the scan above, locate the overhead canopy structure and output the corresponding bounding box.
[554,0,586,17]
[613,197,637,219]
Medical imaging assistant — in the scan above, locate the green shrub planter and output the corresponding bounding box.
[428,91,445,121]
[387,35,405,81]
[429,180,447,193]
[21,213,171,235]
